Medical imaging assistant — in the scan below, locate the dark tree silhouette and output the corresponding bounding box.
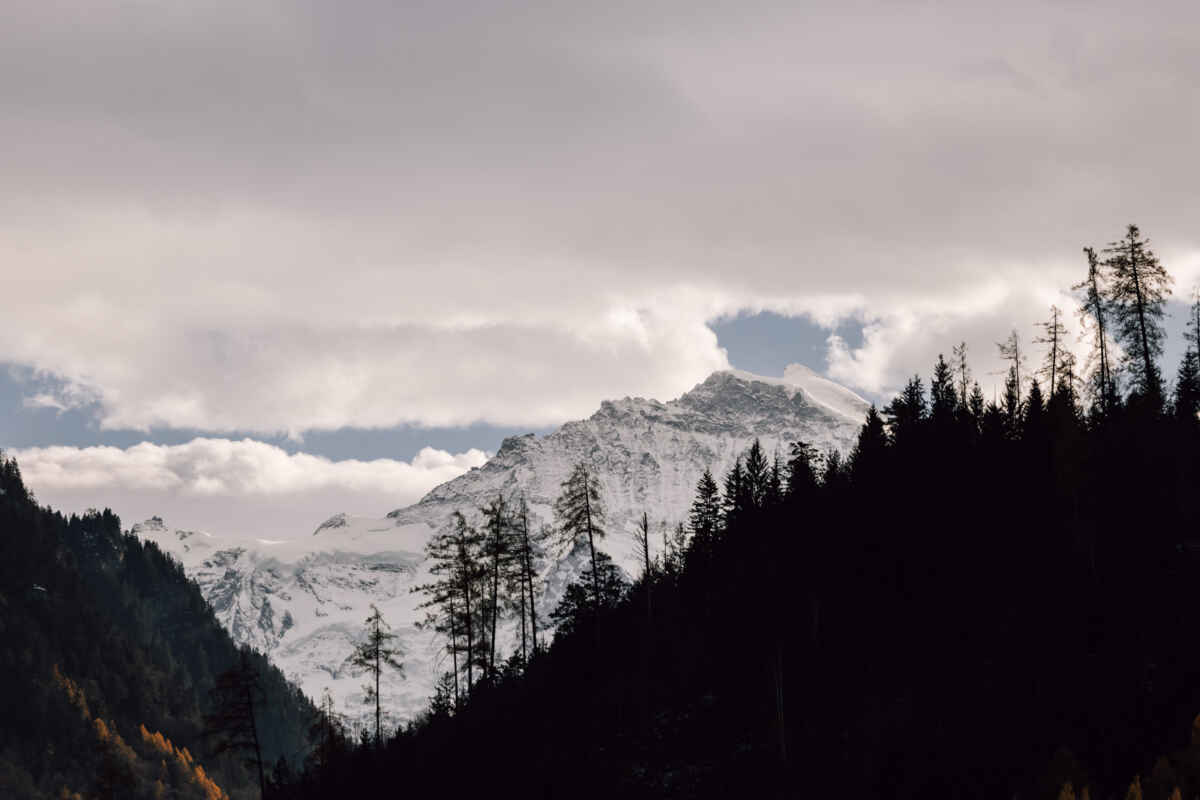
[553,462,607,618]
[351,605,403,746]
[1104,224,1173,399]
[205,646,267,798]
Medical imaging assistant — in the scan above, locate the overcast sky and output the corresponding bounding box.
[4,1,1199,538]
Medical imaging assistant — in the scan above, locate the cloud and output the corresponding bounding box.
[3,1,1200,430]
[10,439,490,540]
[12,439,487,497]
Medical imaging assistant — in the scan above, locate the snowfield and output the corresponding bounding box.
[134,368,868,729]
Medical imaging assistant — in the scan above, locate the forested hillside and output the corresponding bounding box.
[277,225,1200,799]
[0,456,314,799]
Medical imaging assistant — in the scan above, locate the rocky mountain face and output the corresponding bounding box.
[134,367,869,728]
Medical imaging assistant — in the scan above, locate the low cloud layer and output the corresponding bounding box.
[4,1,1200,432]
[12,440,487,538]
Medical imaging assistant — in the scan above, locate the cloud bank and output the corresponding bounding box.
[12,440,487,539]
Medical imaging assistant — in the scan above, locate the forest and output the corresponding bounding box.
[273,224,1200,799]
[5,223,1200,799]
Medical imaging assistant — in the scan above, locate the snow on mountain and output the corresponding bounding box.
[134,367,868,729]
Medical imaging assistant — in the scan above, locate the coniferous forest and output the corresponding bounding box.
[0,458,315,798]
[6,224,1200,799]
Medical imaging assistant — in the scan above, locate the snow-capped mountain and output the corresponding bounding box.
[134,366,868,728]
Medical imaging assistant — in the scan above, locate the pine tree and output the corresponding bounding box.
[350,604,403,746]
[1104,224,1173,400]
[205,647,266,798]
[553,462,607,619]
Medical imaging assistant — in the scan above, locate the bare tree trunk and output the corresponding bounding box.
[449,596,460,707]
[583,470,601,618]
[521,503,538,655]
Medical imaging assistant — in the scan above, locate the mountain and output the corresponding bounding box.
[135,367,869,727]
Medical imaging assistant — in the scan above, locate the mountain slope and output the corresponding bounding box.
[0,454,314,800]
[137,368,868,726]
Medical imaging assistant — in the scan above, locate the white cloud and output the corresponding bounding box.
[13,439,486,497]
[11,439,488,540]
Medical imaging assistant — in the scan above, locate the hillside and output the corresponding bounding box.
[0,454,313,799]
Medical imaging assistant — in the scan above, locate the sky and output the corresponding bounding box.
[3,0,1200,539]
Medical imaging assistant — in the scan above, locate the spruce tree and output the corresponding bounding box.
[743,439,770,509]
[930,353,958,427]
[553,462,607,619]
[721,457,747,528]
[351,604,403,747]
[1103,224,1173,400]
[849,405,888,485]
[1177,288,1200,424]
[689,468,721,559]
[883,376,927,445]
[786,440,821,502]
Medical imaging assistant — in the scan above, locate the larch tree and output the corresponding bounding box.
[1074,246,1118,414]
[480,494,515,678]
[351,604,403,747]
[512,496,544,661]
[1034,305,1069,398]
[553,462,607,618]
[1104,224,1173,399]
[413,511,485,702]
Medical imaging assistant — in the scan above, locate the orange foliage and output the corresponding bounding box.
[55,667,230,800]
[138,723,229,800]
[51,664,90,720]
